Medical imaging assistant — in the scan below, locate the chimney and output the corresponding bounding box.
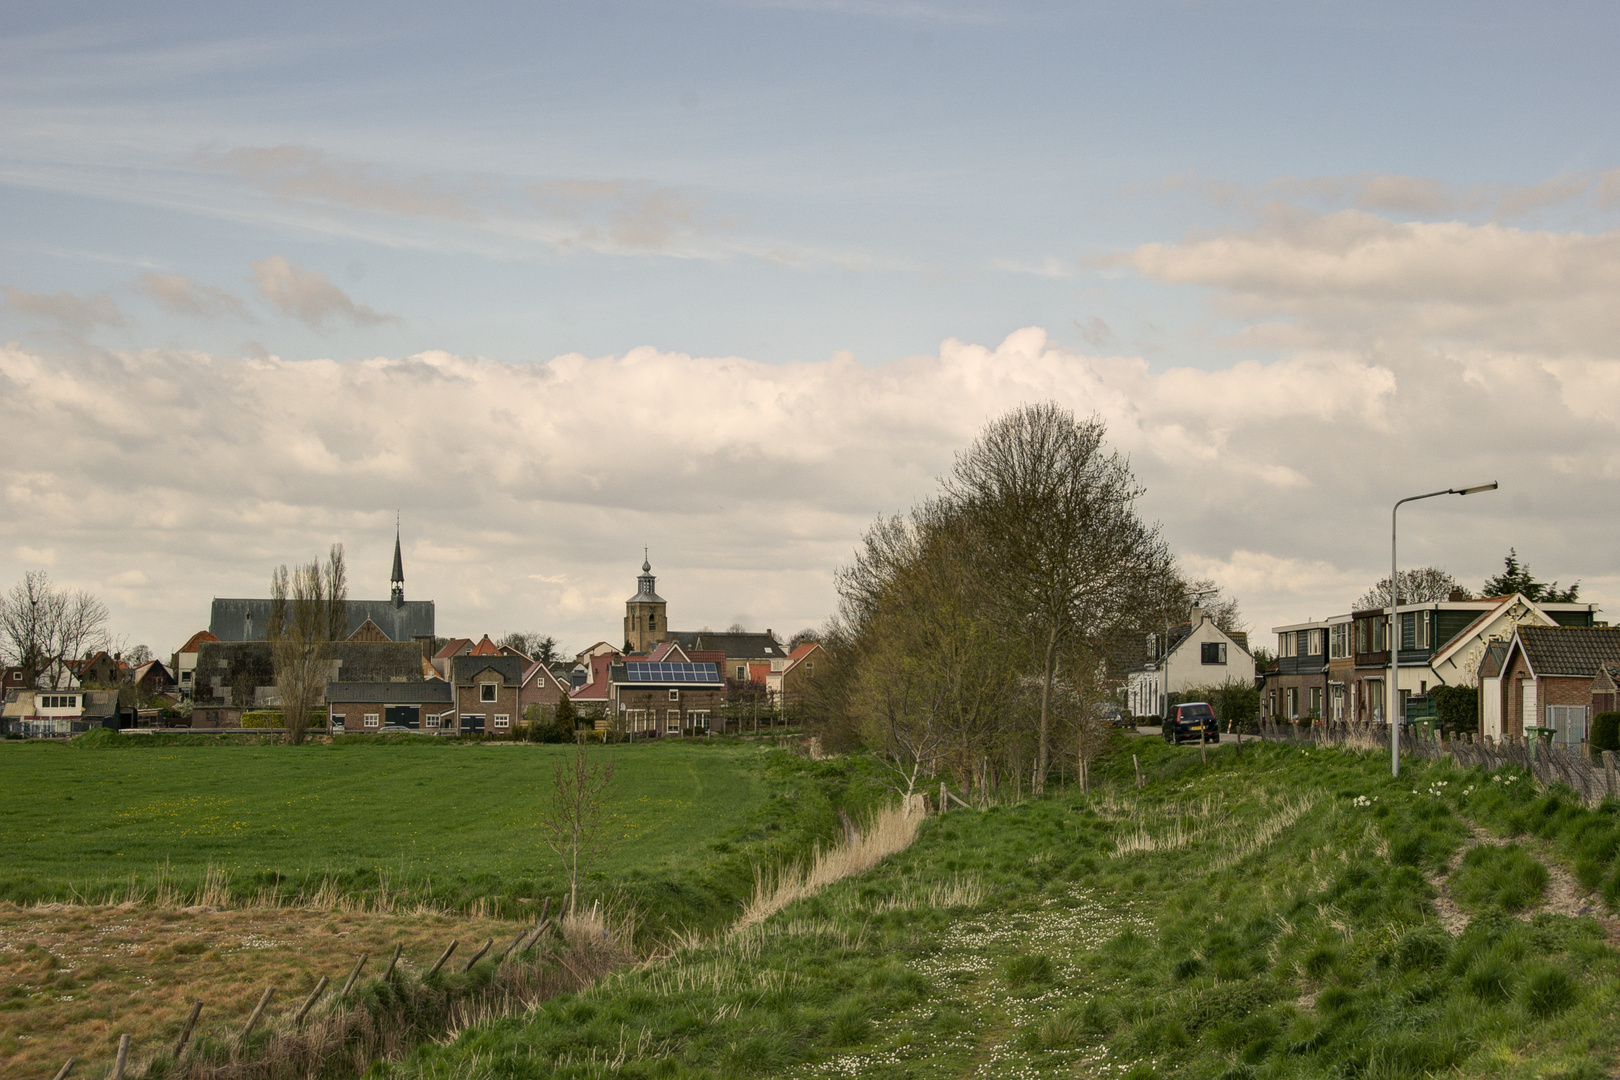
[1449,589,1468,602]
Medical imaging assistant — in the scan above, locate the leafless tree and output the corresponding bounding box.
[0,571,110,689]
[269,544,347,744]
[539,739,618,913]
[1353,567,1467,612]
[1180,578,1247,636]
[945,403,1177,795]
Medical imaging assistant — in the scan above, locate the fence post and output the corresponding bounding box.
[340,953,368,997]
[1605,750,1618,799]
[461,938,494,972]
[940,781,949,815]
[238,986,275,1046]
[426,940,458,978]
[384,942,402,979]
[295,975,329,1025]
[1132,754,1143,789]
[51,1058,74,1080]
[173,999,204,1058]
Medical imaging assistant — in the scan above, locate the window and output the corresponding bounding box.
[181,670,192,683]
[480,683,497,703]
[648,613,657,631]
[1401,613,1416,650]
[331,713,345,726]
[1330,624,1349,659]
[667,709,680,733]
[1279,632,1296,658]
[628,709,648,732]
[736,665,746,680]
[668,689,680,701]
[1286,688,1298,718]
[806,661,814,676]
[364,713,380,728]
[689,710,710,730]
[1310,687,1322,716]
[493,714,510,729]
[425,714,441,728]
[1201,642,1227,665]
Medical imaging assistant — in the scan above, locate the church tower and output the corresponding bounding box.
[624,550,667,653]
[390,521,406,608]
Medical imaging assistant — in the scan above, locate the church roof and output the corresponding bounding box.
[209,598,435,643]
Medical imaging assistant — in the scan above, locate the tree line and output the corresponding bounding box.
[802,402,1224,798]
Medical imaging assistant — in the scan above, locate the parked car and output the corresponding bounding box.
[1163,702,1217,744]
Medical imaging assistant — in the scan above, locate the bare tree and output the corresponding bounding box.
[0,571,111,689]
[1353,567,1467,611]
[1180,578,1247,636]
[269,545,346,744]
[946,403,1177,795]
[125,644,154,666]
[539,739,618,912]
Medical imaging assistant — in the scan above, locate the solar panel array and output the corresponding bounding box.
[624,662,721,684]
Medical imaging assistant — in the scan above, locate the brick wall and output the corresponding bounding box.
[456,680,520,734]
[615,686,724,735]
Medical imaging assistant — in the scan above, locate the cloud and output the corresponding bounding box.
[205,145,480,222]
[3,287,124,332]
[134,272,249,319]
[530,180,705,253]
[1194,171,1600,223]
[2,292,1619,656]
[250,256,397,330]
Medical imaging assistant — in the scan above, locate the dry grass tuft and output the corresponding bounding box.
[733,802,924,933]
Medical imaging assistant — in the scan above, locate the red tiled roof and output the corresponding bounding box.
[433,638,471,660]
[469,635,501,656]
[178,630,219,654]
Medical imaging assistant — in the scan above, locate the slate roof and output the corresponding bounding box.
[666,630,785,660]
[209,598,435,643]
[447,654,523,686]
[1517,625,1620,677]
[195,640,425,706]
[327,681,452,704]
[1477,639,1512,679]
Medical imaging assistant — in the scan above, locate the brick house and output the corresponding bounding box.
[196,640,425,709]
[447,654,523,735]
[1492,625,1620,744]
[171,630,219,699]
[519,659,569,716]
[1126,611,1256,720]
[328,680,454,733]
[667,629,788,684]
[1262,620,1331,722]
[610,659,725,736]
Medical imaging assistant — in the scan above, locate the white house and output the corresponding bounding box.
[1126,611,1255,720]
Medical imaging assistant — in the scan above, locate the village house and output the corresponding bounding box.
[1126,610,1255,720]
[327,680,453,733]
[1261,619,1334,722]
[170,630,219,699]
[610,657,725,736]
[1488,625,1620,744]
[446,653,523,736]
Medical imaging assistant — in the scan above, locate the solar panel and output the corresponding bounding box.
[624,662,719,684]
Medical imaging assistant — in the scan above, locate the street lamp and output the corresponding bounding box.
[1389,481,1498,776]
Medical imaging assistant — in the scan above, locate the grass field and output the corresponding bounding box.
[1,738,877,1079]
[0,738,775,917]
[392,736,1620,1080]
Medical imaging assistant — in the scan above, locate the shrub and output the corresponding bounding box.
[1432,684,1479,736]
[1591,711,1620,753]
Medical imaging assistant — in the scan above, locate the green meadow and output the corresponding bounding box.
[392,737,1620,1080]
[0,737,863,934]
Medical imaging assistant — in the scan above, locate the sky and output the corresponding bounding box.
[4,0,1620,659]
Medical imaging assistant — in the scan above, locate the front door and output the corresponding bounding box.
[1522,681,1536,735]
[386,705,417,729]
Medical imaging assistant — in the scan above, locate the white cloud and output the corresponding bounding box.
[2,295,1618,655]
[3,287,124,332]
[251,255,397,331]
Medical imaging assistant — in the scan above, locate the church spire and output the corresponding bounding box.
[391,514,405,607]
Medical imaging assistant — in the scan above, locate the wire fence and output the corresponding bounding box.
[1256,720,1620,806]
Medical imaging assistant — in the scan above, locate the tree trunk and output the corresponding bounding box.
[1035,631,1057,795]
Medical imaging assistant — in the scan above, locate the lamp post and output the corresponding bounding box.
[1389,482,1498,777]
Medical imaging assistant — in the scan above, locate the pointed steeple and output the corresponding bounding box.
[391,514,405,607]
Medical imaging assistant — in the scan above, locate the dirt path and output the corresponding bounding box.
[1429,825,1601,935]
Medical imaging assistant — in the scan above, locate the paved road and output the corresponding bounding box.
[1133,725,1247,744]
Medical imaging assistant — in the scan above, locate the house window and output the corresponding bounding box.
[181,670,192,683]
[736,665,745,680]
[493,714,510,729]
[1201,642,1227,665]
[667,709,680,733]
[628,709,648,732]
[1279,632,1295,658]
[480,683,497,703]
[668,689,679,701]
[1330,624,1348,659]
[806,662,814,677]
[1310,687,1322,716]
[364,713,380,728]
[689,710,710,730]
[1286,688,1298,718]
[425,714,441,728]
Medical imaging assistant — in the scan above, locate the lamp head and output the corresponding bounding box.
[1456,482,1498,496]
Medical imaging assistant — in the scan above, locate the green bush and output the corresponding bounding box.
[1432,684,1479,736]
[1591,711,1620,753]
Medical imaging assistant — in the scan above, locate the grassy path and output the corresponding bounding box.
[393,736,1620,1080]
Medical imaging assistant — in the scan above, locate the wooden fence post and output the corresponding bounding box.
[940,781,949,814]
[384,942,402,980]
[50,1058,74,1080]
[1132,755,1143,789]
[461,938,493,972]
[340,953,368,997]
[109,1035,130,1080]
[295,975,329,1025]
[238,986,275,1046]
[426,940,458,978]
[1604,750,1618,799]
[173,999,203,1058]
